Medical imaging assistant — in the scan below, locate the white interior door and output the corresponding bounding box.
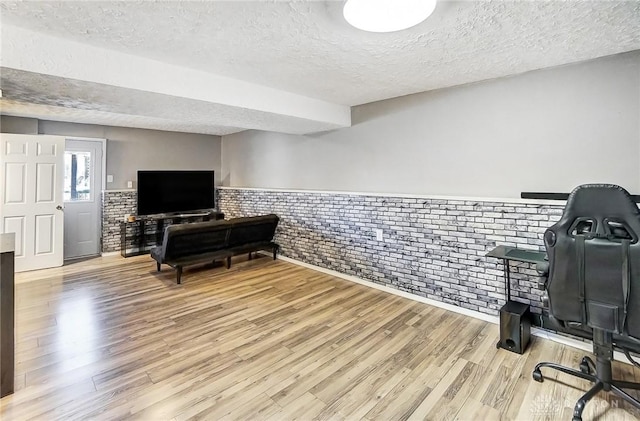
[0,134,65,272]
[64,139,103,260]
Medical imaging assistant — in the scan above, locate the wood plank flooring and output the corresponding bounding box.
[1,254,640,420]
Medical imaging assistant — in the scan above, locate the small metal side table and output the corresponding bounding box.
[486,245,547,354]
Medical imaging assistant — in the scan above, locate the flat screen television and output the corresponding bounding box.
[137,170,215,216]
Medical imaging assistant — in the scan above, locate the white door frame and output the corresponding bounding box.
[64,137,107,258]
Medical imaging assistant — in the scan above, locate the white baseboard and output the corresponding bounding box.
[100,251,122,257]
[274,254,499,324]
[273,253,634,365]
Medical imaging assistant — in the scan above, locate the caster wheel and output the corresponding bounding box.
[579,362,591,374]
[532,370,543,382]
[572,417,582,421]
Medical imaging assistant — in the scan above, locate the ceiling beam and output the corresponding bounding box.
[0,24,351,134]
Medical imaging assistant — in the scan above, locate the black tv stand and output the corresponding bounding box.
[120,210,224,257]
[173,212,211,218]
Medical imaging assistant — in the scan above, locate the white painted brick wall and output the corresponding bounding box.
[101,191,136,252]
[218,188,563,316]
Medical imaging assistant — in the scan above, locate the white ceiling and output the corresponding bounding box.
[1,0,639,136]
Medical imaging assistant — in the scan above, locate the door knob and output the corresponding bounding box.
[56,205,64,211]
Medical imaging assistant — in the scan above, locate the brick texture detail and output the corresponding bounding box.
[102,190,136,253]
[218,189,563,315]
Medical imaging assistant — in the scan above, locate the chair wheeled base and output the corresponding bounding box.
[532,331,640,421]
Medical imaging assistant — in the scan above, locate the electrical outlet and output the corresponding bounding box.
[127,180,133,189]
[375,229,383,241]
[107,174,113,183]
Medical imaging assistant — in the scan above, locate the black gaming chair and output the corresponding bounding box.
[534,184,640,421]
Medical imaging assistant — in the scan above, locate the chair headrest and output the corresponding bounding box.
[559,184,640,241]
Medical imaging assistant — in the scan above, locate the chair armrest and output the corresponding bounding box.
[536,261,549,275]
[536,261,549,290]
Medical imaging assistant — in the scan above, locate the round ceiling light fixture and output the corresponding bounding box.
[343,0,437,33]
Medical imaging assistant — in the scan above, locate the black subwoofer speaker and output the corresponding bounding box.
[497,300,531,354]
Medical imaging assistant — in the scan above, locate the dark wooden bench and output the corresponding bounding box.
[150,214,279,284]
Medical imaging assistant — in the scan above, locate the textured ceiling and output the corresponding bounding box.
[1,0,639,135]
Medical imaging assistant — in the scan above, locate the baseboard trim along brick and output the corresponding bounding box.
[100,251,121,257]
[275,253,499,324]
[274,252,632,365]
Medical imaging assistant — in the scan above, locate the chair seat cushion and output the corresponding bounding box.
[169,250,232,267]
[150,246,163,262]
[227,241,277,255]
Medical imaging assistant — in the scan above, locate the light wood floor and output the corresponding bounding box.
[1,254,640,420]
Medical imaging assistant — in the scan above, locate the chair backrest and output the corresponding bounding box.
[545,184,640,339]
[227,214,279,247]
[162,220,230,260]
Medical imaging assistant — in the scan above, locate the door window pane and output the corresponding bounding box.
[64,151,92,201]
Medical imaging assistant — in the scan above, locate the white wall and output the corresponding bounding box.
[1,118,222,189]
[222,51,640,198]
